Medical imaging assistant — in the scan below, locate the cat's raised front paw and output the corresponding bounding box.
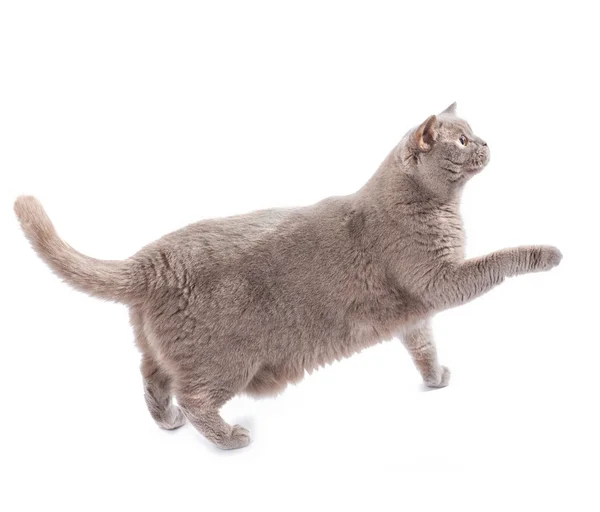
[536,245,563,271]
[425,365,451,388]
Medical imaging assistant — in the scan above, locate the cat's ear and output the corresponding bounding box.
[440,102,457,115]
[412,115,438,151]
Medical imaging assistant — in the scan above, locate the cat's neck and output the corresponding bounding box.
[356,147,462,216]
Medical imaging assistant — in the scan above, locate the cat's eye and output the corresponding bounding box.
[459,135,468,146]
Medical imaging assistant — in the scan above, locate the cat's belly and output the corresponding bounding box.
[244,363,305,397]
[244,315,428,398]
[138,277,431,389]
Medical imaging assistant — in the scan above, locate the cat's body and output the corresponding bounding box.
[15,103,562,449]
[132,189,456,397]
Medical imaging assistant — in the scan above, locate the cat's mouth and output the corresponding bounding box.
[464,155,489,176]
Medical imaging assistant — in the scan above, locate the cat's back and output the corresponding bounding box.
[134,205,302,264]
[131,197,358,289]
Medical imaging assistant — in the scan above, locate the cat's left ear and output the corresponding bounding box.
[440,102,457,115]
[412,115,438,151]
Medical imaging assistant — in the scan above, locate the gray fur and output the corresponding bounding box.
[14,103,562,449]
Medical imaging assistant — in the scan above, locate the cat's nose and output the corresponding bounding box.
[480,140,488,146]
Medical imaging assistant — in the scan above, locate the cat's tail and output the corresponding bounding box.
[14,196,144,303]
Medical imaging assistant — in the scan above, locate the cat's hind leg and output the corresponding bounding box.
[130,307,186,430]
[141,354,187,430]
[175,376,252,450]
[400,320,450,388]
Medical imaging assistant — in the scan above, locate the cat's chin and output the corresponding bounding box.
[464,166,484,176]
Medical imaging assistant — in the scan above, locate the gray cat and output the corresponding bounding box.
[14,103,562,449]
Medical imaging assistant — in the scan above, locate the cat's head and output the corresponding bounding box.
[402,103,490,198]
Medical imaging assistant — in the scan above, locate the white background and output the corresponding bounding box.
[1,1,598,510]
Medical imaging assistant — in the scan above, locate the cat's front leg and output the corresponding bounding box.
[400,320,450,388]
[429,245,562,310]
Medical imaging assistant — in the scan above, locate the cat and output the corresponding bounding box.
[14,103,562,449]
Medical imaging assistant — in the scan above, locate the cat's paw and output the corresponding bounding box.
[535,246,563,271]
[159,406,187,430]
[218,425,251,450]
[425,365,451,388]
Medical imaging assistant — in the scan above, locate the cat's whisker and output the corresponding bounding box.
[443,157,464,166]
[441,165,461,174]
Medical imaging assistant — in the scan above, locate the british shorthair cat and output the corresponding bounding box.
[14,103,562,449]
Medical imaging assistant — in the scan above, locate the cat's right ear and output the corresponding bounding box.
[440,102,457,115]
[411,115,438,152]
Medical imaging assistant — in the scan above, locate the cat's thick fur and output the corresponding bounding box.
[14,103,562,449]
